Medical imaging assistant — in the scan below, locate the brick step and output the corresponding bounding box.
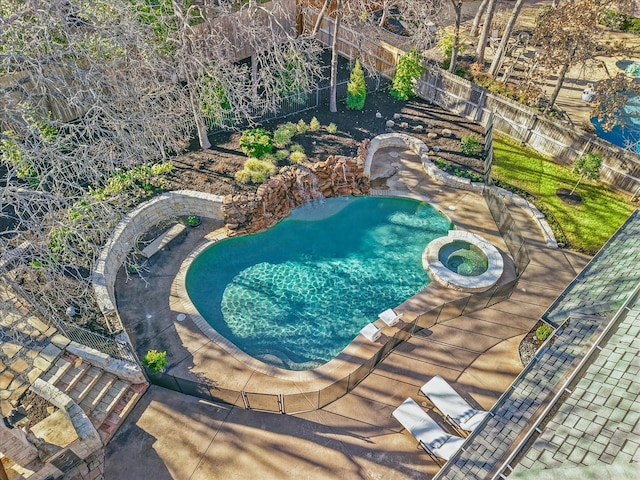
[79,373,117,415]
[68,365,104,404]
[90,379,130,429]
[96,383,147,443]
[56,361,91,394]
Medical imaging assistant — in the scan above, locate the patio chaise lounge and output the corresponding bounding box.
[392,397,466,462]
[420,375,490,433]
[379,308,402,327]
[360,322,383,342]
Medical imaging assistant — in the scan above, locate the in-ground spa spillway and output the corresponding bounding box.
[184,196,453,370]
[423,230,504,292]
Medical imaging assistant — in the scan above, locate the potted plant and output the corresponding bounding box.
[142,349,167,373]
[186,215,201,227]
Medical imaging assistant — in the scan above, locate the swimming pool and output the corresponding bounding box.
[185,196,452,370]
[591,95,640,154]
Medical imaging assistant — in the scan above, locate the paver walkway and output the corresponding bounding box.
[105,144,589,478]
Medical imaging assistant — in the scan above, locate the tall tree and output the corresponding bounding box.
[448,0,463,73]
[476,0,497,64]
[470,0,490,37]
[329,0,343,113]
[0,0,192,332]
[531,0,631,111]
[488,0,525,78]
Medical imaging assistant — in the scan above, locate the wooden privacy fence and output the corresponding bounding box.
[416,67,640,196]
[300,7,400,78]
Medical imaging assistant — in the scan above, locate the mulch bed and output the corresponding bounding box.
[165,90,486,195]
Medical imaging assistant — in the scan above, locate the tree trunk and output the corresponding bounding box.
[379,6,388,27]
[546,60,570,112]
[191,88,211,150]
[476,0,497,65]
[470,0,489,37]
[329,0,342,113]
[488,0,525,78]
[570,175,583,196]
[311,0,331,37]
[449,1,463,74]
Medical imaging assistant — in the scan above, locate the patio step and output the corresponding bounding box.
[79,372,117,415]
[68,365,104,404]
[97,382,148,443]
[39,349,149,445]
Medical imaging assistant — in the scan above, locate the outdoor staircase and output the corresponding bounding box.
[41,351,148,443]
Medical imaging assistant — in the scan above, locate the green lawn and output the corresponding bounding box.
[492,136,635,255]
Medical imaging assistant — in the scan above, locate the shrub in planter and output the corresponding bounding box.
[535,323,554,341]
[239,128,273,158]
[143,349,167,372]
[186,215,201,227]
[326,123,338,134]
[235,158,276,184]
[296,119,308,134]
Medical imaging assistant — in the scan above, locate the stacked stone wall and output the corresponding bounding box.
[93,191,225,319]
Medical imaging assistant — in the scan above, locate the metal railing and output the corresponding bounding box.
[147,275,518,414]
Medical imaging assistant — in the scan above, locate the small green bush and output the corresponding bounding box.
[309,117,320,131]
[275,149,290,161]
[390,47,425,100]
[437,26,467,62]
[326,123,337,134]
[239,128,273,158]
[143,349,167,372]
[235,169,252,184]
[535,323,554,342]
[296,119,308,134]
[273,122,297,148]
[289,151,307,163]
[290,143,304,153]
[235,157,276,184]
[346,59,366,110]
[459,134,483,156]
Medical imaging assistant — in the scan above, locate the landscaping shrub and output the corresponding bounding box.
[346,59,366,110]
[309,116,320,131]
[290,143,304,153]
[535,323,554,342]
[390,47,425,100]
[437,26,467,65]
[459,134,483,156]
[296,119,308,134]
[275,149,290,162]
[143,349,167,372]
[289,151,307,163]
[239,128,273,158]
[273,122,297,147]
[235,157,275,184]
[327,123,338,134]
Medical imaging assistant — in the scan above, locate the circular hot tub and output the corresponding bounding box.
[423,231,503,292]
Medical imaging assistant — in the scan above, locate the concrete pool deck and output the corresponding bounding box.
[106,146,590,479]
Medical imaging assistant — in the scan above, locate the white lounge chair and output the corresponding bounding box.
[379,308,402,327]
[392,397,466,462]
[360,322,383,342]
[420,375,489,433]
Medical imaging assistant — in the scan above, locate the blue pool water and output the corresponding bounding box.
[591,95,640,154]
[186,196,452,370]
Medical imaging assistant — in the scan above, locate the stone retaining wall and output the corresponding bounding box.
[93,190,225,319]
[364,133,557,248]
[364,132,484,192]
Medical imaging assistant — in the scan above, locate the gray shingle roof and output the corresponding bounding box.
[435,210,640,479]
